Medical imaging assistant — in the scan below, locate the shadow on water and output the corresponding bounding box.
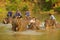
[0,24,60,40]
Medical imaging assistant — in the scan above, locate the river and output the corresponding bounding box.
[0,24,60,40]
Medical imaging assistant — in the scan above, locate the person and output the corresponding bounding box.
[28,17,36,30]
[25,10,30,17]
[6,11,13,24]
[49,14,56,20]
[7,11,12,18]
[14,10,22,18]
[30,17,36,24]
[49,14,56,29]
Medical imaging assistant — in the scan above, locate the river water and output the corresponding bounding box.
[0,24,60,40]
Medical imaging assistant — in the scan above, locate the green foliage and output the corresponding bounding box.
[9,0,15,3]
[15,0,22,4]
[37,0,57,11]
[6,4,17,11]
[40,0,52,11]
[6,0,22,11]
[45,0,49,2]
[0,8,3,13]
[44,2,52,11]
[5,0,57,12]
[45,0,57,3]
[0,8,6,13]
[28,0,34,2]
[32,4,40,13]
[51,0,57,3]
[20,4,28,11]
[3,0,59,12]
[54,7,60,13]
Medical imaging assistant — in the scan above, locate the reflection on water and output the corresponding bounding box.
[0,26,60,40]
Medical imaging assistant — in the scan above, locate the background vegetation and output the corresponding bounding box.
[0,0,60,22]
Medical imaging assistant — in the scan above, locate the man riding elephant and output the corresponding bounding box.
[7,11,13,18]
[25,10,30,17]
[49,14,56,28]
[28,17,40,30]
[14,10,22,18]
[45,13,56,30]
[3,11,13,24]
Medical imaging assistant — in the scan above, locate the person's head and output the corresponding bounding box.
[25,10,30,16]
[32,17,36,20]
[49,14,52,16]
[8,11,12,13]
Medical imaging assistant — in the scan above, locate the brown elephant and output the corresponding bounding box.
[45,18,56,30]
[28,18,41,30]
[16,17,27,31]
[3,17,13,24]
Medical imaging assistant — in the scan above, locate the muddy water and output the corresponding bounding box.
[0,24,60,40]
